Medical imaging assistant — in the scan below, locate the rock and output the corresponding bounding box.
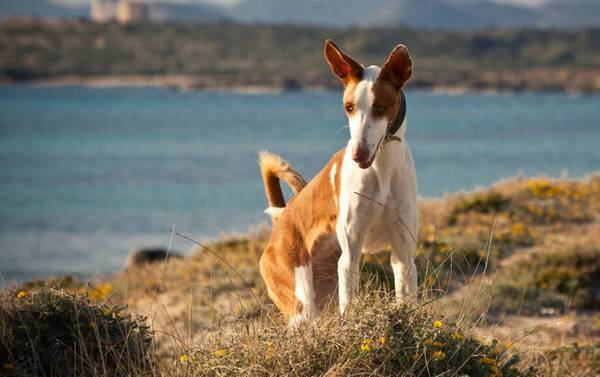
[123,248,182,270]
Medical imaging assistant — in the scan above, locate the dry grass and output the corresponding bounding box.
[4,174,600,376]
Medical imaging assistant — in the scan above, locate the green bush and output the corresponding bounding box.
[0,288,154,377]
[488,244,600,315]
[448,192,510,225]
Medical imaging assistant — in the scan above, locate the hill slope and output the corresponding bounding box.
[2,0,600,29]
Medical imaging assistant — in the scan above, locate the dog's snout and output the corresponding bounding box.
[352,146,370,163]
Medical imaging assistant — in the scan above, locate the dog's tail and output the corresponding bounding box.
[258,151,307,219]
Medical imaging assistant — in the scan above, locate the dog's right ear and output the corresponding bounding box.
[324,39,363,86]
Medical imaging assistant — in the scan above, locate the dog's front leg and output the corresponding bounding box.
[390,241,417,301]
[336,205,367,314]
[389,205,419,301]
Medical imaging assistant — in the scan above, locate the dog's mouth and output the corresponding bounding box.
[356,153,376,169]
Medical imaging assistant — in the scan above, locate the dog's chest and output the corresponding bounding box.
[359,198,405,253]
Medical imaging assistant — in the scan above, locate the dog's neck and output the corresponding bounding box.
[374,119,408,168]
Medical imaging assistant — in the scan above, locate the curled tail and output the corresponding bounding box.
[258,151,307,217]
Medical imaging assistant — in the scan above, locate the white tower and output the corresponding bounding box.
[91,0,118,23]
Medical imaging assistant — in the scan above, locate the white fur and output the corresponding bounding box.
[347,66,389,162]
[337,69,418,313]
[291,264,316,327]
[264,207,284,221]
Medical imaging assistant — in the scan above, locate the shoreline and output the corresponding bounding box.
[2,75,598,95]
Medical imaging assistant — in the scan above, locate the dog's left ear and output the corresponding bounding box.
[379,44,412,89]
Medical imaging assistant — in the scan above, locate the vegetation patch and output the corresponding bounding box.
[0,288,154,377]
[448,192,510,225]
[3,175,599,375]
[182,292,529,377]
[488,244,600,315]
[528,342,600,377]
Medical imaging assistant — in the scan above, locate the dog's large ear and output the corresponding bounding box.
[379,44,412,89]
[324,39,363,86]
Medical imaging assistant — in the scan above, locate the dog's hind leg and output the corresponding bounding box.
[289,262,317,327]
[260,244,316,327]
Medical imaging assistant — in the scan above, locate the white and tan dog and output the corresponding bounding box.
[259,40,418,326]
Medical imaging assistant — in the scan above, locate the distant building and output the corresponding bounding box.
[116,1,150,24]
[91,0,117,23]
[91,0,149,24]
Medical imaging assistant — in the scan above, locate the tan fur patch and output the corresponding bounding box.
[260,150,344,319]
[371,79,401,122]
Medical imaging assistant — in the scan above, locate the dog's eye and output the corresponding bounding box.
[345,103,354,113]
[376,105,385,113]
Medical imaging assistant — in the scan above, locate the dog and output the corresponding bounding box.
[258,40,418,326]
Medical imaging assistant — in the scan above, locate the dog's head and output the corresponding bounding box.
[324,40,412,169]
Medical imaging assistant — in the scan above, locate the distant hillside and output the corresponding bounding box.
[1,0,599,30]
[227,0,600,29]
[150,3,228,23]
[230,0,539,29]
[1,20,599,92]
[372,0,539,29]
[0,0,86,19]
[540,0,600,28]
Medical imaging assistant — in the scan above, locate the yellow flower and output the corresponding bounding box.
[433,341,445,348]
[379,336,386,346]
[433,320,444,329]
[3,362,15,369]
[213,349,227,357]
[424,338,434,345]
[360,338,372,352]
[265,341,274,359]
[89,282,112,301]
[480,356,496,366]
[431,350,446,360]
[102,307,111,316]
[527,178,560,198]
[510,222,525,236]
[452,332,464,341]
[178,354,189,363]
[16,290,28,299]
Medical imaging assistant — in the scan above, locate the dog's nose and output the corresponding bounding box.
[352,146,370,163]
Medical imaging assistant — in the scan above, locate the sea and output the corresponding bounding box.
[0,85,598,283]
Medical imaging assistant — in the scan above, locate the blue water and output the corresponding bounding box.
[0,86,598,283]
